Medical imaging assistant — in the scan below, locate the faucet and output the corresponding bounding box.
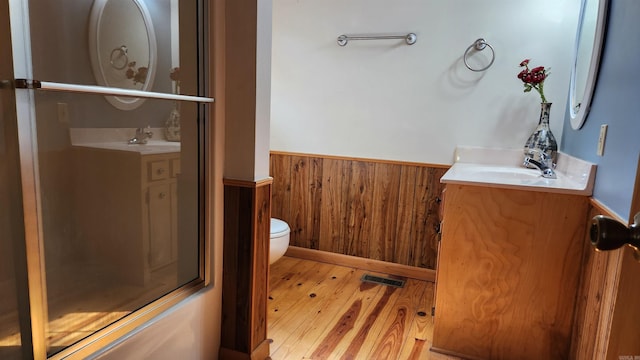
[523,149,557,179]
[128,126,153,144]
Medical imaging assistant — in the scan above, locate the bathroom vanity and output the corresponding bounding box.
[72,140,180,285]
[431,147,596,360]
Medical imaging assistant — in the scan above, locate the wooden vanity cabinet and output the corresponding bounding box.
[74,147,180,285]
[145,156,180,270]
[431,184,588,360]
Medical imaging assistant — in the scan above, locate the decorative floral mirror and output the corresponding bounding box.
[569,0,608,130]
[88,0,157,110]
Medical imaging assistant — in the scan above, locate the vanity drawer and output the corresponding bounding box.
[147,160,169,181]
[170,158,180,178]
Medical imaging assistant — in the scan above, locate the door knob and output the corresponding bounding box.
[590,212,640,261]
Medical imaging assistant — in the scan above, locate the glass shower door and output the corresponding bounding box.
[1,7,29,356]
[5,0,211,358]
[0,98,28,360]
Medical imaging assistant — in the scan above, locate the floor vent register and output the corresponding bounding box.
[360,274,405,288]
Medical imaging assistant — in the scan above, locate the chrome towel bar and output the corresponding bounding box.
[337,33,417,46]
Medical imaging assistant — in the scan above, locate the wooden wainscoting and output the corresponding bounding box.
[270,152,448,270]
[570,200,616,360]
[571,197,640,360]
[221,178,272,360]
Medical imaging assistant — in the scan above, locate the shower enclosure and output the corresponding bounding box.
[0,1,211,358]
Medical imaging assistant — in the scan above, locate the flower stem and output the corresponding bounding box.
[536,83,547,103]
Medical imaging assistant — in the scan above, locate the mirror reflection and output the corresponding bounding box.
[570,0,608,129]
[88,0,157,110]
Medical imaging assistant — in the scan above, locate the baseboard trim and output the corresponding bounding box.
[219,339,270,360]
[590,197,627,225]
[284,246,436,282]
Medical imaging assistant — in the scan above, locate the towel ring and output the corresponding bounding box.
[463,38,495,72]
[110,45,129,70]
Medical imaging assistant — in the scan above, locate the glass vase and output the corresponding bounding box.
[165,101,181,142]
[523,102,557,167]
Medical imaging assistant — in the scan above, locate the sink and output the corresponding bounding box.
[440,146,596,195]
[463,165,542,180]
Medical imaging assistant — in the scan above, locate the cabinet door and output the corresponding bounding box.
[432,185,586,360]
[148,183,173,269]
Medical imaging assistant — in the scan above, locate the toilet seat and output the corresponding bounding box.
[270,218,290,238]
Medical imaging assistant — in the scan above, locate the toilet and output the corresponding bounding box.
[269,218,290,264]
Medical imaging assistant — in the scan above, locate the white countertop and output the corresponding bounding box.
[440,146,596,196]
[73,140,180,154]
[70,128,180,155]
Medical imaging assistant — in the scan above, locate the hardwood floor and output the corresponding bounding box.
[267,256,460,360]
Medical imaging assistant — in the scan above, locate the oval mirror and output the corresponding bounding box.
[569,0,608,129]
[88,0,157,111]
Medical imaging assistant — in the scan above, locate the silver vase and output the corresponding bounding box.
[165,102,181,142]
[523,102,557,167]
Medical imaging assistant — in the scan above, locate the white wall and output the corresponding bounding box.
[224,0,272,181]
[254,0,273,179]
[271,0,581,165]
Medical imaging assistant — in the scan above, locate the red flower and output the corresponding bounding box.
[125,61,147,85]
[517,59,550,103]
[517,69,527,79]
[170,67,180,81]
[133,67,148,84]
[169,67,181,94]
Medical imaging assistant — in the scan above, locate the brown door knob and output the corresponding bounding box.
[590,213,640,251]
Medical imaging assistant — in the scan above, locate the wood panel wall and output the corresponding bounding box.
[571,197,640,359]
[270,152,448,270]
[570,202,612,360]
[221,179,271,359]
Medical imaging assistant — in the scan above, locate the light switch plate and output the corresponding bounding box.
[597,124,608,156]
[57,102,69,124]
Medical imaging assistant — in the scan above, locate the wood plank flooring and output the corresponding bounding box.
[267,256,461,360]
